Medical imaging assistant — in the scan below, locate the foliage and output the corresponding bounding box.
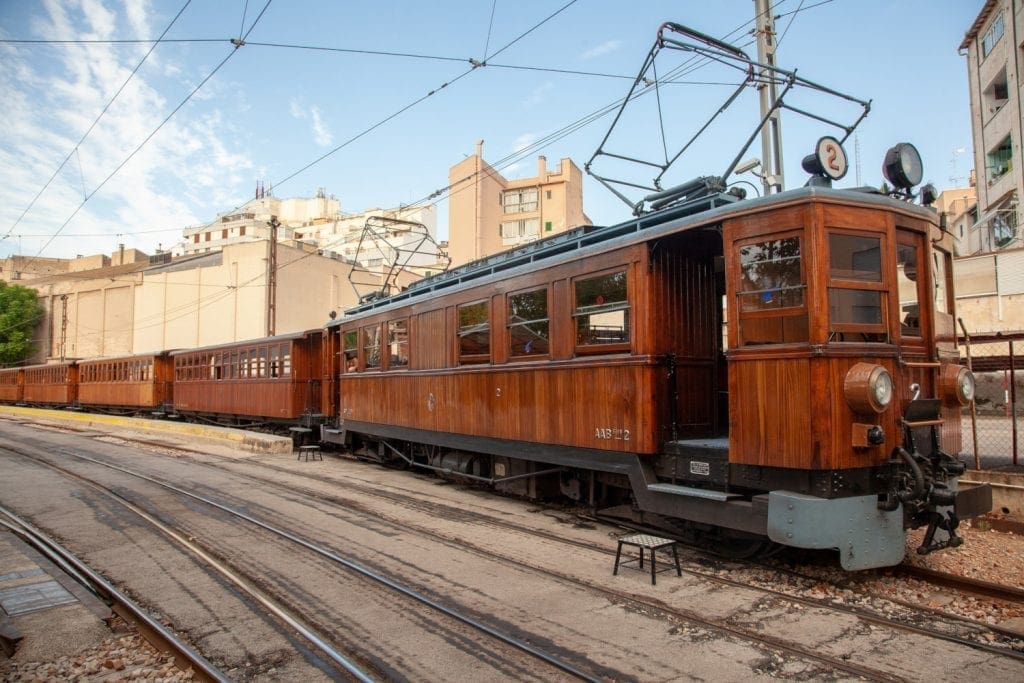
[0,281,44,365]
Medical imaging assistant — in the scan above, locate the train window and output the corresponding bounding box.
[257,347,267,378]
[388,320,409,369]
[896,238,922,338]
[827,232,887,341]
[363,326,382,369]
[736,235,809,345]
[269,346,280,377]
[458,301,490,364]
[573,270,629,349]
[508,288,550,358]
[342,331,358,372]
[282,347,292,377]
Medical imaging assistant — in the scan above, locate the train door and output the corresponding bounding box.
[649,228,726,439]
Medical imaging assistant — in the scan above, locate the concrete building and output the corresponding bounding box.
[180,189,339,256]
[447,141,591,267]
[935,185,978,255]
[961,1,1024,251]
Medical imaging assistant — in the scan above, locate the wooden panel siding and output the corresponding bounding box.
[340,360,659,454]
[22,363,78,405]
[78,354,173,409]
[0,369,23,403]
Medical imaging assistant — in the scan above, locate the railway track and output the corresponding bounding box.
[0,507,226,683]
[2,442,609,681]
[4,418,1023,680]
[22,430,1022,680]
[158,445,1024,666]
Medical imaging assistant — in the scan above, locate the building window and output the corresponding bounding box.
[545,221,552,232]
[239,226,246,236]
[222,229,228,239]
[457,301,490,364]
[507,288,549,357]
[500,218,540,243]
[574,270,629,348]
[545,190,552,200]
[502,188,538,214]
[193,234,200,244]
[987,134,1012,180]
[205,232,211,242]
[982,13,1005,58]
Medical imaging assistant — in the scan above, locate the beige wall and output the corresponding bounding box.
[447,142,591,267]
[134,241,376,353]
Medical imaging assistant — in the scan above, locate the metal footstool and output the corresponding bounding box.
[613,533,681,585]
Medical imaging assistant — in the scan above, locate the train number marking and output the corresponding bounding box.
[594,427,630,441]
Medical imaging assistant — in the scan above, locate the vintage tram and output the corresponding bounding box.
[322,181,991,570]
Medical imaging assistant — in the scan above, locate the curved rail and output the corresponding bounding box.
[42,447,602,682]
[0,505,227,683]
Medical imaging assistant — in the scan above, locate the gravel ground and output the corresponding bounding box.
[1,616,193,682]
[906,517,1024,589]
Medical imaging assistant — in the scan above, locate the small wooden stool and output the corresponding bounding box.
[613,533,681,585]
[298,444,322,462]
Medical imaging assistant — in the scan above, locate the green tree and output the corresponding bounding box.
[0,281,44,366]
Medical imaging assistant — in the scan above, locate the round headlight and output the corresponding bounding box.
[844,363,894,414]
[940,364,975,406]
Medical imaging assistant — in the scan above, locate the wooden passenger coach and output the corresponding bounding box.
[22,362,78,405]
[0,368,24,404]
[78,353,174,411]
[170,331,324,423]
[324,185,989,569]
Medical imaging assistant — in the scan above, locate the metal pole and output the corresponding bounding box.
[59,294,68,362]
[958,318,980,470]
[267,216,278,337]
[754,0,784,193]
[1011,340,1018,465]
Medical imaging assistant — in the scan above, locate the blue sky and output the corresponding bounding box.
[0,0,983,260]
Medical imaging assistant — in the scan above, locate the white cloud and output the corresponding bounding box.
[522,82,553,109]
[513,133,537,153]
[580,39,621,61]
[310,106,333,147]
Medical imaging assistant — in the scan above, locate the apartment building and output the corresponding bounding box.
[447,141,591,267]
[961,0,1024,251]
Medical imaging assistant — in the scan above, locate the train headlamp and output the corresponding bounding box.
[882,142,923,190]
[939,364,976,406]
[844,363,894,414]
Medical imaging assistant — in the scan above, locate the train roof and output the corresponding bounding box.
[168,330,312,356]
[78,351,171,364]
[329,185,937,325]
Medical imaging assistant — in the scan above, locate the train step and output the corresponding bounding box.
[646,483,742,502]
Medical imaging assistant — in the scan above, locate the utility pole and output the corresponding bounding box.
[267,216,278,337]
[59,294,68,362]
[754,0,784,194]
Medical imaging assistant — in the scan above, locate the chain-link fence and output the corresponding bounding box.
[959,336,1021,471]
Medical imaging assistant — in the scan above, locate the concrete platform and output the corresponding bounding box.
[0,405,293,455]
[0,529,113,666]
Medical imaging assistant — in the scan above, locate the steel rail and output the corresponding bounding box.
[2,451,374,683]
[55,448,602,683]
[0,506,228,683]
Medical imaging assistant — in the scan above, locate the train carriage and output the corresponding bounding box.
[0,367,24,404]
[77,352,174,413]
[323,185,991,570]
[22,362,78,406]
[170,331,325,424]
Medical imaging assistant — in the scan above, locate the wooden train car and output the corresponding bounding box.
[78,353,174,413]
[170,331,325,424]
[22,362,78,406]
[0,367,24,404]
[322,186,991,570]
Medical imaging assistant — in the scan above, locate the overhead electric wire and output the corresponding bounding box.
[3,0,194,242]
[16,0,275,272]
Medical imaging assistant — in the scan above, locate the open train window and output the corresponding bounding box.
[362,325,382,370]
[735,232,809,345]
[388,319,409,369]
[458,300,490,365]
[827,231,888,342]
[342,331,358,372]
[507,287,550,358]
[573,269,629,352]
